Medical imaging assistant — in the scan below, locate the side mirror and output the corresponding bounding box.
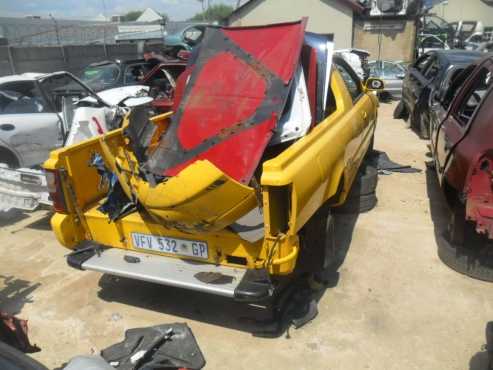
[365,78,385,91]
[396,73,406,80]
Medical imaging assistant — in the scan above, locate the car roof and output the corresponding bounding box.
[432,50,485,65]
[87,59,147,68]
[0,73,47,85]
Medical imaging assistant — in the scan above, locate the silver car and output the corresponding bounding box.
[368,60,407,100]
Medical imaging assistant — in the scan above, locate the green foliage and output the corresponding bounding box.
[189,4,234,22]
[121,10,144,22]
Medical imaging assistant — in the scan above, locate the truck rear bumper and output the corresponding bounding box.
[67,243,274,303]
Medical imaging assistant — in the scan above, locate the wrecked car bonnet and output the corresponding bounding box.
[96,85,150,106]
[146,20,307,184]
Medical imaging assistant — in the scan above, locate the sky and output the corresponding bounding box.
[0,0,242,21]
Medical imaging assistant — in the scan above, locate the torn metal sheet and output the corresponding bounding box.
[303,33,335,123]
[146,20,307,184]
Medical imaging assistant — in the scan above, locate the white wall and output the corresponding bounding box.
[229,0,354,49]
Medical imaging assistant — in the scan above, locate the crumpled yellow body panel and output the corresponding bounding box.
[98,133,257,233]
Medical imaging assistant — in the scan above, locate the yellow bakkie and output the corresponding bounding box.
[44,26,382,303]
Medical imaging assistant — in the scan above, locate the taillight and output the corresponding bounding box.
[45,170,67,213]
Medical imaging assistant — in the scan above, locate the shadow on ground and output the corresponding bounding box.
[0,210,29,227]
[0,275,41,314]
[96,212,360,337]
[424,165,450,241]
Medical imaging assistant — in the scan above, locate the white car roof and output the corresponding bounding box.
[0,73,48,85]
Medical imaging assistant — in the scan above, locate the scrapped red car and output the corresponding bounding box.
[81,59,187,113]
[429,55,493,279]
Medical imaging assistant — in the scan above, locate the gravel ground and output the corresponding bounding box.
[0,102,492,370]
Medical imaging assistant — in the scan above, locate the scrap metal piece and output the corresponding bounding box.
[101,323,205,370]
[0,312,40,353]
[146,20,307,184]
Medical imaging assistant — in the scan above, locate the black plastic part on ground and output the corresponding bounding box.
[367,150,421,173]
[101,323,206,370]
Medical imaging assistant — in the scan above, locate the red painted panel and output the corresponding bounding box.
[177,52,267,150]
[223,19,307,83]
[151,21,307,184]
[166,117,277,183]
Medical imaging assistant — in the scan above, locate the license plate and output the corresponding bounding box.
[131,232,209,259]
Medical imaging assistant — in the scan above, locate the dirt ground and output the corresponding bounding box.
[1,102,492,370]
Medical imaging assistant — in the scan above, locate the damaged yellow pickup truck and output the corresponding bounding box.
[44,20,382,303]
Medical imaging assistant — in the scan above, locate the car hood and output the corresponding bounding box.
[97,85,150,106]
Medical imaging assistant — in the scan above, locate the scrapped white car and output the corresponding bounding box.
[0,71,150,211]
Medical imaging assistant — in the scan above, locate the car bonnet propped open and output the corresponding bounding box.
[145,20,308,184]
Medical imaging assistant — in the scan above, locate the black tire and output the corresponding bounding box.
[437,233,493,282]
[335,192,378,214]
[0,341,47,370]
[299,205,336,274]
[447,204,467,245]
[349,164,378,197]
[418,110,430,140]
[393,101,409,120]
[0,147,20,168]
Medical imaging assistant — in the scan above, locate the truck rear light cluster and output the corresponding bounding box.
[45,170,67,213]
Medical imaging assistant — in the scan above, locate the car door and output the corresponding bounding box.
[0,80,61,167]
[383,62,405,97]
[333,60,373,172]
[403,54,432,114]
[430,65,475,159]
[435,62,493,184]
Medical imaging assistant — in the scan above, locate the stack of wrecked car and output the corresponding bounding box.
[44,20,383,303]
[0,72,150,212]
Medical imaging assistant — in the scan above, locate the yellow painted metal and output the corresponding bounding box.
[261,70,378,237]
[45,68,378,277]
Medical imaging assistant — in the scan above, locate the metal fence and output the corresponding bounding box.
[0,44,140,77]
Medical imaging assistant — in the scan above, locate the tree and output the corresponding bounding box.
[189,4,234,22]
[121,10,144,22]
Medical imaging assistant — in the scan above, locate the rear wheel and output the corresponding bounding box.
[418,110,430,140]
[438,203,493,282]
[335,164,379,214]
[299,205,336,276]
[0,147,19,168]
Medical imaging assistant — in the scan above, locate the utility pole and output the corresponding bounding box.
[49,13,61,46]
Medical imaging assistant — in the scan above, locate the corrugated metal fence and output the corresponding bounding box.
[0,44,140,77]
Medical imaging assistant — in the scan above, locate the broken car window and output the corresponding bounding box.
[442,65,476,110]
[335,62,362,103]
[124,64,152,84]
[456,68,492,126]
[81,63,120,91]
[0,81,48,114]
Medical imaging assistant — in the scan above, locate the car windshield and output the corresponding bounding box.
[80,63,120,91]
[424,16,449,31]
[0,80,49,114]
[39,73,101,112]
[461,22,477,36]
